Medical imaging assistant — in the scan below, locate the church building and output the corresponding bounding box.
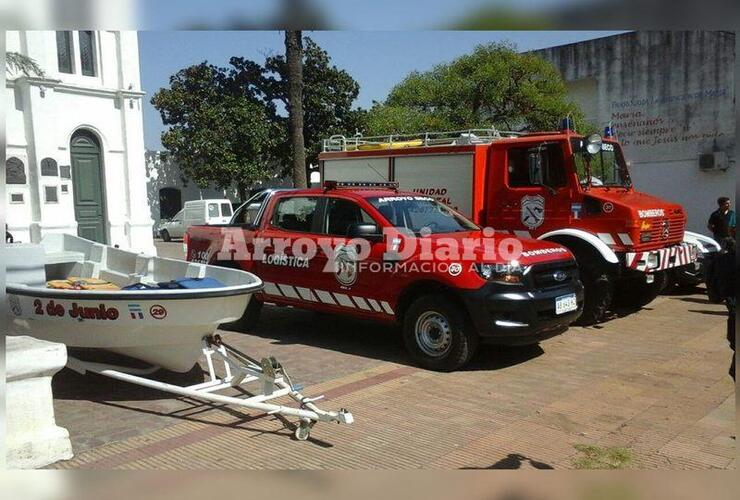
[5,30,155,253]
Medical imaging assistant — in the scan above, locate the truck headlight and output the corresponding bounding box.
[475,262,527,284]
[640,231,652,243]
[647,253,659,269]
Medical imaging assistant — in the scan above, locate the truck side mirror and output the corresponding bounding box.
[347,223,383,242]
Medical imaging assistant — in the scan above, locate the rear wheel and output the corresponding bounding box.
[160,229,171,242]
[402,294,479,371]
[574,254,615,326]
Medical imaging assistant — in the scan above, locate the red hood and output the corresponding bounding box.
[585,189,685,219]
[581,189,686,250]
[417,230,575,266]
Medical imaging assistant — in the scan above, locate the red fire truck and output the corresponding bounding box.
[319,126,698,324]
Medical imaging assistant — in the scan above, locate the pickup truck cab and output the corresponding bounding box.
[186,182,584,371]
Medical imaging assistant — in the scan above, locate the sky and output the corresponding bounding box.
[139,0,586,30]
[139,31,626,151]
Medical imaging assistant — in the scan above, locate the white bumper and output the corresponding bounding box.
[625,242,699,273]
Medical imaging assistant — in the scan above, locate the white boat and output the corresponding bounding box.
[5,234,353,439]
[6,233,261,372]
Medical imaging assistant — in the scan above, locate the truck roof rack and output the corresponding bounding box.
[323,180,399,191]
[322,127,525,152]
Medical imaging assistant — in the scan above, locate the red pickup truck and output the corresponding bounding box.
[185,182,584,371]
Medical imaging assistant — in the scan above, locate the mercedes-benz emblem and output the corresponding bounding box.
[661,220,670,239]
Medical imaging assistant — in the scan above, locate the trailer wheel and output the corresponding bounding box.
[160,229,171,242]
[294,419,313,441]
[575,255,615,326]
[403,294,479,371]
[615,271,667,309]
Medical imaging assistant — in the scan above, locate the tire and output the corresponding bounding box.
[402,293,479,371]
[574,254,615,326]
[160,229,171,242]
[615,271,667,309]
[220,297,263,332]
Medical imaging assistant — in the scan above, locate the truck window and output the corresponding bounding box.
[324,198,375,236]
[272,197,318,233]
[507,143,566,188]
[207,203,219,218]
[369,196,477,235]
[571,138,630,188]
[221,203,232,217]
[232,191,268,225]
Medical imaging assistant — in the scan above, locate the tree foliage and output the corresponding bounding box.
[364,42,584,136]
[5,52,44,77]
[151,63,280,198]
[152,37,362,192]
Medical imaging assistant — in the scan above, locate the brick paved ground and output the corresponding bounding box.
[49,241,735,469]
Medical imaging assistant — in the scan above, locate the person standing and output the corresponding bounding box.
[707,196,736,241]
[707,237,736,380]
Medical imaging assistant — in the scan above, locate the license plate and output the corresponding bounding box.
[555,293,578,315]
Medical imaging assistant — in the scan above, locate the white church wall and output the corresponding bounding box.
[5,30,155,254]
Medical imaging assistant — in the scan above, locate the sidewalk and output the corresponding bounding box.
[51,290,735,469]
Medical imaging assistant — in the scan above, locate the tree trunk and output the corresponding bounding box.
[237,182,247,203]
[285,30,307,188]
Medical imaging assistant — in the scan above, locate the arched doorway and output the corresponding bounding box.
[70,130,107,243]
[159,187,182,220]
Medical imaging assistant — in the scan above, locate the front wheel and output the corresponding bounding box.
[574,256,615,326]
[615,271,667,309]
[402,294,479,371]
[160,229,171,242]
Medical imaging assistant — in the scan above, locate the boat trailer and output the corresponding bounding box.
[66,334,353,441]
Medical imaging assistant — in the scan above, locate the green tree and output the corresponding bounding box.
[151,63,280,200]
[365,42,584,135]
[154,37,362,192]
[361,103,452,136]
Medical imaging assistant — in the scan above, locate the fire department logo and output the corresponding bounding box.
[521,195,545,230]
[333,244,359,288]
[602,202,615,213]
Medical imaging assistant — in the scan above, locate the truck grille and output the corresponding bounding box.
[647,216,685,246]
[529,261,579,290]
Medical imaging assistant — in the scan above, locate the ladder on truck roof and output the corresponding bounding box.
[322,127,524,153]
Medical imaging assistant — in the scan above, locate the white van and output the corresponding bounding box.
[184,199,233,227]
[159,199,232,242]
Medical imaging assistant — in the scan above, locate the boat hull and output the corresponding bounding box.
[7,291,253,372]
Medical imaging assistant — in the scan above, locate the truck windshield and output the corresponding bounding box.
[368,196,478,235]
[571,139,632,189]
